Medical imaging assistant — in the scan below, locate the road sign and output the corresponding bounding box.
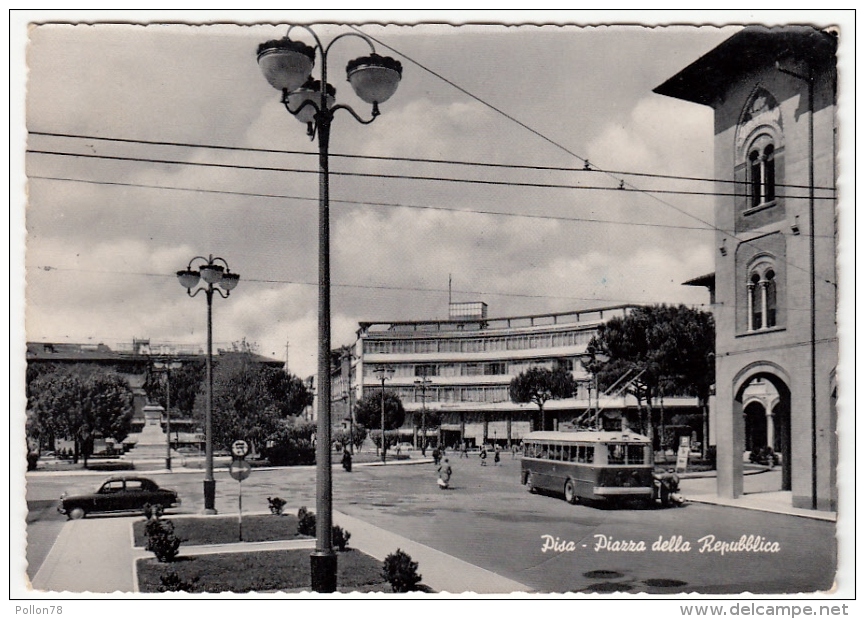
[232,440,249,458]
[676,436,690,473]
[229,459,252,481]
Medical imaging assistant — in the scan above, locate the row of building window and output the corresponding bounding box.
[363,329,595,355]
[365,381,592,405]
[361,358,579,380]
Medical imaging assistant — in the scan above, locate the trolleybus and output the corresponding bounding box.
[520,430,654,504]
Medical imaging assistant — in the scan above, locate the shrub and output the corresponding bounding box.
[144,516,182,562]
[267,496,287,515]
[263,420,316,466]
[297,507,351,550]
[333,525,351,551]
[382,549,422,592]
[86,461,134,472]
[297,506,316,536]
[157,570,199,593]
[144,503,164,520]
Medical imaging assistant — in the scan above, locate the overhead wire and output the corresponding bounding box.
[348,25,838,289]
[27,173,835,240]
[28,264,831,316]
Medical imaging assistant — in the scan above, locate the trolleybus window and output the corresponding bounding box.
[607,443,647,465]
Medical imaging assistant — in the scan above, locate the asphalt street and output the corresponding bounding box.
[24,455,837,594]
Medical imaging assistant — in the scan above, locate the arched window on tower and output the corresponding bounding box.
[747,262,780,332]
[765,269,777,328]
[748,138,776,208]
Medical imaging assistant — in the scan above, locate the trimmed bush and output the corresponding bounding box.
[296,507,352,551]
[333,525,351,551]
[157,570,199,592]
[144,516,182,562]
[86,461,134,472]
[267,496,287,515]
[297,506,316,536]
[382,549,422,592]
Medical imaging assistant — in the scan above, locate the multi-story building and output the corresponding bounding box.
[656,26,838,511]
[333,303,701,449]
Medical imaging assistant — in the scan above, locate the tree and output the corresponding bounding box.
[194,351,311,453]
[508,365,578,432]
[263,370,314,418]
[143,360,205,417]
[263,418,316,466]
[584,304,714,453]
[27,366,134,465]
[354,390,406,432]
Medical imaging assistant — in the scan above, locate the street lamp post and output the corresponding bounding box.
[257,25,402,593]
[374,366,395,463]
[153,359,182,470]
[177,255,240,514]
[414,375,431,455]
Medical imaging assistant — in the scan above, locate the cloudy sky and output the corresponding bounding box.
[14,11,844,379]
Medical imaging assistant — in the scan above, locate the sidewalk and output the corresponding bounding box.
[32,508,531,595]
[677,467,836,522]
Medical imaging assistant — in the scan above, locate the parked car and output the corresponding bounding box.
[57,476,180,520]
[395,442,414,453]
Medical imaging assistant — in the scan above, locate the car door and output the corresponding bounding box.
[122,478,150,511]
[93,479,125,512]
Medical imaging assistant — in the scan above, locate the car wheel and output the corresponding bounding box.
[526,473,536,494]
[564,479,578,504]
[69,507,86,520]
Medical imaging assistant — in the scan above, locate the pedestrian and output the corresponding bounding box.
[480,446,488,466]
[341,448,352,472]
[432,446,440,466]
[460,442,468,459]
[437,458,452,489]
[512,443,518,459]
[494,447,501,466]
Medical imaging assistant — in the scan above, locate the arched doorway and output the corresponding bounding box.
[743,401,767,452]
[734,366,792,492]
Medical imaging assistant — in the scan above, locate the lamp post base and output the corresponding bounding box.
[165,457,172,471]
[310,551,338,593]
[203,479,217,515]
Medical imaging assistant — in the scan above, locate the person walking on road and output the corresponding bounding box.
[460,442,468,459]
[494,447,501,466]
[480,446,488,466]
[437,458,452,489]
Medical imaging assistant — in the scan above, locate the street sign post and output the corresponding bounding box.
[232,440,250,459]
[229,459,252,541]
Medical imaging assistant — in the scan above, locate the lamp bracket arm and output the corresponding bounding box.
[186,255,210,270]
[186,287,207,299]
[210,256,232,270]
[324,31,375,57]
[282,94,321,119]
[331,102,379,125]
[286,25,325,58]
[213,288,231,300]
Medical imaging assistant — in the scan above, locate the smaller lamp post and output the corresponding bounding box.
[177,254,240,514]
[374,366,395,463]
[153,359,182,470]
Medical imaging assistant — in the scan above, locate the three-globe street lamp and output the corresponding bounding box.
[152,359,182,470]
[177,255,240,514]
[374,366,396,464]
[414,375,431,456]
[257,25,402,593]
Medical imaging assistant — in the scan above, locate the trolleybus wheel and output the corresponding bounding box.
[526,472,536,494]
[564,479,578,504]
